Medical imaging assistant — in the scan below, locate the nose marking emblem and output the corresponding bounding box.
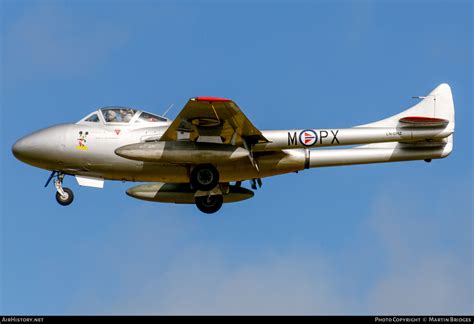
[76,131,89,151]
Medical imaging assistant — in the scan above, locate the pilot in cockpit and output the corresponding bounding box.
[105,110,118,122]
[120,109,133,123]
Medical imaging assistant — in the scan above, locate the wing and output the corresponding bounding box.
[159,97,268,146]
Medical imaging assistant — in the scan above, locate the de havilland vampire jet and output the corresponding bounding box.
[12,84,455,214]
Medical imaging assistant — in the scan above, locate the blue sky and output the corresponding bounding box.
[1,0,472,315]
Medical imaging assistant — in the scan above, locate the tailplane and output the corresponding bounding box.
[358,83,455,158]
[359,83,455,132]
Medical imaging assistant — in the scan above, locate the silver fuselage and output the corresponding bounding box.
[10,84,456,212]
[12,119,453,184]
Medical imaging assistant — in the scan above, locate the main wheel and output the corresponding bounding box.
[195,195,223,214]
[56,187,74,206]
[190,164,219,191]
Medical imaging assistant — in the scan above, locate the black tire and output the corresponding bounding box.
[190,164,219,191]
[56,187,74,206]
[195,195,223,214]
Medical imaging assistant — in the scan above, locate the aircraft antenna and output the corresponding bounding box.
[162,104,174,117]
[412,94,437,115]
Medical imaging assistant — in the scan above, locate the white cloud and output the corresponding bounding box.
[365,179,472,314]
[69,177,472,315]
[135,248,345,315]
[368,254,471,314]
[69,205,349,315]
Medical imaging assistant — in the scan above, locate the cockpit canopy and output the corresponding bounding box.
[102,108,136,123]
[77,106,169,126]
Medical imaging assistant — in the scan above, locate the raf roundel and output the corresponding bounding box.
[299,129,318,146]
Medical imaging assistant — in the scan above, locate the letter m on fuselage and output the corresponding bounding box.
[288,132,297,146]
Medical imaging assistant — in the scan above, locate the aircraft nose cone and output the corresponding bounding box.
[12,136,31,162]
[12,124,68,167]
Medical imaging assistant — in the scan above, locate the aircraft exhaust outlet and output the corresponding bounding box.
[126,183,254,204]
[115,141,250,164]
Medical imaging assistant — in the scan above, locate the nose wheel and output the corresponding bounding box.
[55,187,74,206]
[46,171,74,206]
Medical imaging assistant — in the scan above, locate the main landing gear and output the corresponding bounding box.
[189,164,262,214]
[45,171,74,206]
[195,194,223,214]
[191,164,223,214]
[190,164,219,191]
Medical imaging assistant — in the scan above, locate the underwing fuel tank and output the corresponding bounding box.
[115,141,250,163]
[126,183,254,204]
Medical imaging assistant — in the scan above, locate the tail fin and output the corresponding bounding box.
[359,84,455,158]
[359,83,455,132]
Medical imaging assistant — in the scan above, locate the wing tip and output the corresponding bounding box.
[193,96,231,102]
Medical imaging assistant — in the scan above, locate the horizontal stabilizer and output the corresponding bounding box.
[399,116,449,127]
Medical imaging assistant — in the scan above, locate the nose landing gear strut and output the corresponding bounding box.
[45,171,74,206]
